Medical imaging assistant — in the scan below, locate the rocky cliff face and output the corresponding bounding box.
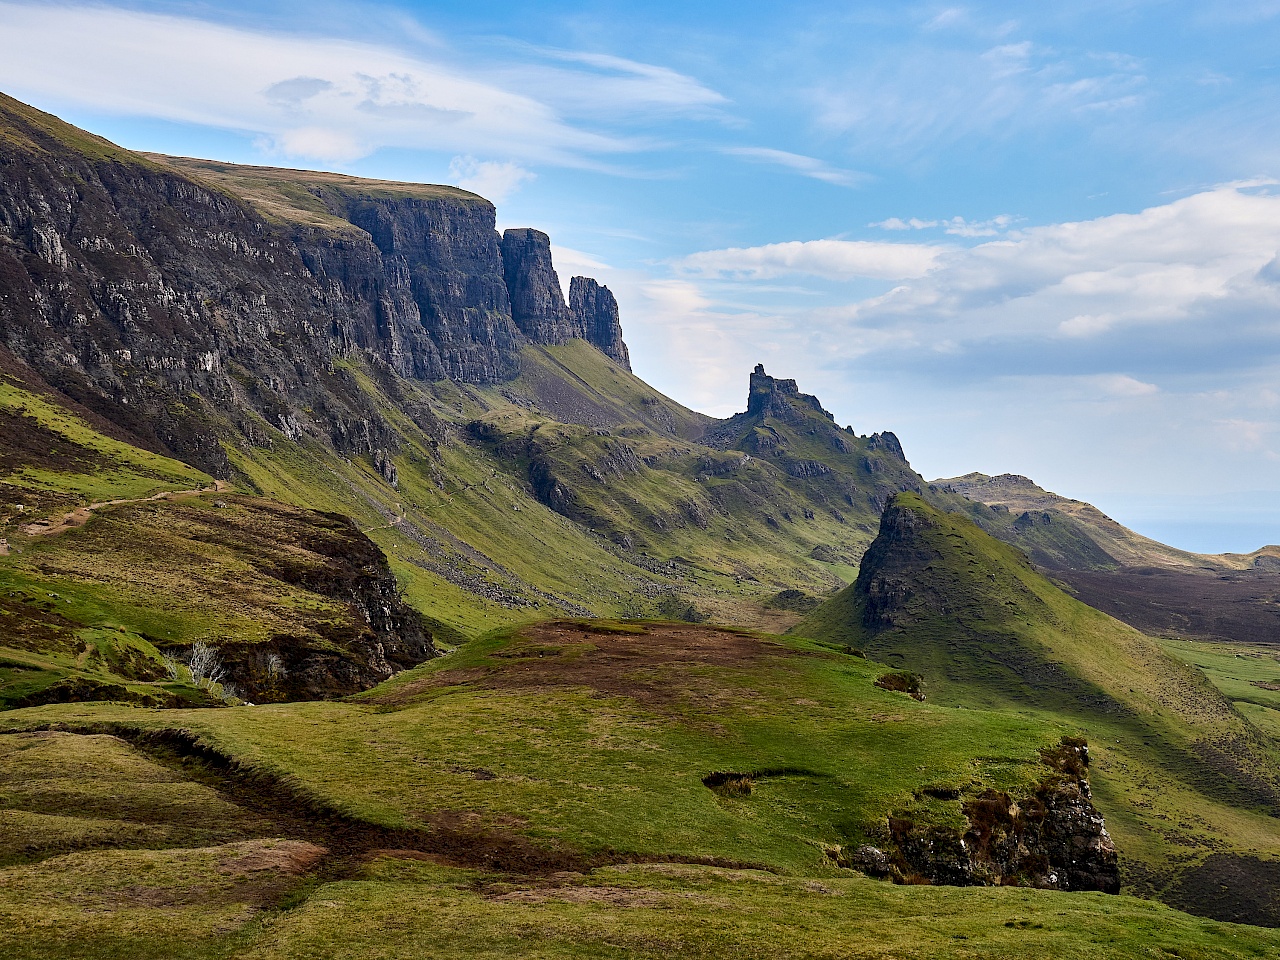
[745,364,834,423]
[0,94,632,475]
[500,228,577,344]
[218,509,438,702]
[845,737,1120,892]
[569,276,630,369]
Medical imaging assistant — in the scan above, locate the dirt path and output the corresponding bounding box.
[20,480,230,538]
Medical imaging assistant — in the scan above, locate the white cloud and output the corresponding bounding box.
[870,214,1015,236]
[846,184,1280,346]
[1090,374,1159,398]
[924,8,968,31]
[447,156,535,203]
[723,147,868,188]
[508,48,728,119]
[1216,418,1275,452]
[0,2,722,167]
[263,127,367,164]
[676,239,945,281]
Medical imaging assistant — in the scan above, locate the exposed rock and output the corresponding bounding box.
[841,737,1119,893]
[568,276,631,369]
[212,510,438,701]
[746,364,835,423]
[500,228,577,344]
[866,431,905,460]
[783,458,832,478]
[0,95,630,475]
[874,671,924,701]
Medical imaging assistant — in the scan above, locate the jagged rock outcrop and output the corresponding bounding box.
[843,737,1119,892]
[202,509,437,702]
[500,228,577,344]
[746,364,835,423]
[569,276,631,369]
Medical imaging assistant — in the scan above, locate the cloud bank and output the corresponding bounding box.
[0,1,724,171]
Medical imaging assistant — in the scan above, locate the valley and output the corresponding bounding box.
[2,91,1280,957]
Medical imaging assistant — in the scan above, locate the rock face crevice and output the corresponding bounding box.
[500,228,576,345]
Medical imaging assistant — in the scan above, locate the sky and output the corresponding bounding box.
[2,1,1279,551]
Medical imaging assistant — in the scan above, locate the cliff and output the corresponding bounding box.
[500,228,576,344]
[569,276,630,369]
[0,94,632,476]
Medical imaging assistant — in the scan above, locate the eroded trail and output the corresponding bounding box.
[3,724,765,880]
[20,480,230,538]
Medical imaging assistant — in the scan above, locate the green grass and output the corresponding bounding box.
[3,632,1280,957]
[0,493,425,707]
[0,624,1067,870]
[0,376,209,512]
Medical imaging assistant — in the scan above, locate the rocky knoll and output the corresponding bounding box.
[847,737,1119,892]
[0,93,630,475]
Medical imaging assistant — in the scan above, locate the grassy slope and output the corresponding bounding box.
[795,493,1280,899]
[0,493,423,708]
[223,342,929,638]
[147,154,487,235]
[0,356,211,522]
[0,92,159,166]
[938,471,1278,570]
[3,623,1280,957]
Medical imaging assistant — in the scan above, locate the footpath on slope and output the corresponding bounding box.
[18,480,231,539]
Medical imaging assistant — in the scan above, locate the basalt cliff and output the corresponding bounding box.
[0,93,628,476]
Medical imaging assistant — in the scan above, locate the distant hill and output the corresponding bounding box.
[938,473,1280,644]
[937,472,1280,571]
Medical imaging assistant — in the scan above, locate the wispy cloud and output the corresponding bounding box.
[0,1,723,167]
[811,32,1147,155]
[448,156,535,203]
[871,214,1016,236]
[722,146,869,187]
[676,238,945,281]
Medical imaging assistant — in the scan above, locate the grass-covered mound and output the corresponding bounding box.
[0,492,436,708]
[795,493,1280,918]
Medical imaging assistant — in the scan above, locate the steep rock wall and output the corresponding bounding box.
[500,227,579,344]
[569,276,630,369]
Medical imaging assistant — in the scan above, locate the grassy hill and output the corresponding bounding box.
[5,619,1280,957]
[5,91,1280,955]
[796,493,1280,917]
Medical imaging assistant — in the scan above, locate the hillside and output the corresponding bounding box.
[796,493,1280,919]
[6,619,1280,957]
[937,472,1280,571]
[5,90,1280,954]
[941,473,1280,644]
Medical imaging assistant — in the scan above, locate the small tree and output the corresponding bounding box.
[187,641,225,687]
[161,653,182,682]
[265,652,286,681]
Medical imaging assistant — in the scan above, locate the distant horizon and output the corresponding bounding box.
[1,0,1276,551]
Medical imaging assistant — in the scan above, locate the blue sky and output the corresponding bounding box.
[3,1,1280,551]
